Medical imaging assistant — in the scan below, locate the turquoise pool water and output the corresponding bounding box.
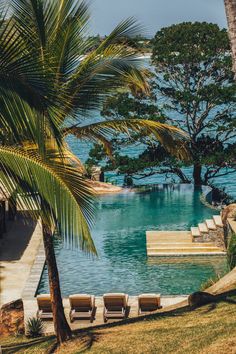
[38,184,227,295]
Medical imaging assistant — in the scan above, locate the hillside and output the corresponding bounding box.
[2,290,236,354]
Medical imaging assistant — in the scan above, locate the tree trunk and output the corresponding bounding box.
[193,164,202,185]
[42,223,72,345]
[224,0,236,78]
[173,168,191,184]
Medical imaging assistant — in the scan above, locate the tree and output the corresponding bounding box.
[93,22,236,186]
[0,6,95,343]
[151,22,236,185]
[2,0,186,345]
[224,0,236,77]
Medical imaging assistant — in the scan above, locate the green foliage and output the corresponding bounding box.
[94,22,236,185]
[152,22,231,65]
[151,23,236,178]
[26,318,44,338]
[227,233,236,270]
[101,92,165,121]
[200,274,222,291]
[0,0,186,251]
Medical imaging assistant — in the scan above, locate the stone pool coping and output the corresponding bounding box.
[21,237,45,300]
[23,295,189,334]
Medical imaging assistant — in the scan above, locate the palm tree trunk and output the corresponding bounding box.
[42,223,72,344]
[224,0,236,78]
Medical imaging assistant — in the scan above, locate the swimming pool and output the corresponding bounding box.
[38,184,227,296]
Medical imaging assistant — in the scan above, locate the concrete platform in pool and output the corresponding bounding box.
[146,231,226,256]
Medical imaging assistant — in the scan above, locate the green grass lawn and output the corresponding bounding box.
[1,293,236,354]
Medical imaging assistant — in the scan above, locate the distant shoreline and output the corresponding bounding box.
[89,180,124,195]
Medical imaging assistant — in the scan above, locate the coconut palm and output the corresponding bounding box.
[9,0,187,156]
[224,0,236,78]
[0,6,94,342]
[1,0,187,345]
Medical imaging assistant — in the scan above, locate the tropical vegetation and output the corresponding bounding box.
[227,232,236,269]
[0,0,186,346]
[88,22,236,187]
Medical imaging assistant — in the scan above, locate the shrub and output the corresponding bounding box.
[200,274,222,291]
[26,317,44,338]
[227,233,236,270]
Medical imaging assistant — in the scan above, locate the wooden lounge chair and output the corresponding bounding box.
[69,294,95,323]
[36,294,53,320]
[138,293,161,315]
[103,293,129,322]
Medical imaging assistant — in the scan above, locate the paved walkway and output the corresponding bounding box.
[0,214,42,306]
[24,295,188,334]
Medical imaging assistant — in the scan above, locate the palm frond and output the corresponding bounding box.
[0,145,96,253]
[64,119,189,159]
[0,12,53,112]
[63,51,150,116]
[64,126,114,158]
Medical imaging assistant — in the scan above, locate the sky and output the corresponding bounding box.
[90,0,227,37]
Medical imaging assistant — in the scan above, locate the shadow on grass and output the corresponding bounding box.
[190,288,236,315]
[1,335,56,354]
[70,332,102,354]
[2,289,236,354]
[72,289,236,352]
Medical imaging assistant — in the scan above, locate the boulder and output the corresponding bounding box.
[188,291,215,308]
[0,299,25,336]
[222,204,236,224]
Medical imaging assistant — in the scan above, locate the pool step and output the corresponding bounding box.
[147,231,191,242]
[190,215,224,241]
[191,227,201,237]
[148,246,222,252]
[147,242,217,248]
[198,223,208,233]
[148,251,226,256]
[205,219,217,230]
[213,215,223,227]
[146,225,225,256]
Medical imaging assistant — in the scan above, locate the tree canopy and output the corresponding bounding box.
[89,22,236,186]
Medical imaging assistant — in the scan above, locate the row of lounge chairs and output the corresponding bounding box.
[37,293,161,323]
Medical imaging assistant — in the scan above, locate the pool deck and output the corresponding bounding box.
[0,214,43,306]
[23,295,188,334]
[146,231,226,256]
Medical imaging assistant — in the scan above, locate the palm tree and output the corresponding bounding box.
[1,0,187,345]
[9,0,186,156]
[0,5,94,342]
[224,0,236,78]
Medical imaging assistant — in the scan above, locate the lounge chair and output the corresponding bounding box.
[69,294,95,323]
[103,293,129,322]
[36,294,53,319]
[138,293,161,315]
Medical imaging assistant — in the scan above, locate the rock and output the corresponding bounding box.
[0,299,25,336]
[188,291,215,308]
[222,204,236,224]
